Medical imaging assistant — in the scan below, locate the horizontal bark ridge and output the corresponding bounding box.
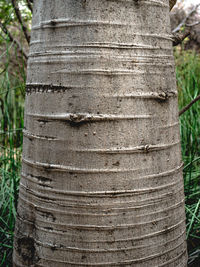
[13,0,187,266]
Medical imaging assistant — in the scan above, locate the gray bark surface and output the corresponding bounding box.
[13,0,187,266]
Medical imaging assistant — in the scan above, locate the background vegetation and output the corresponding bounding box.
[0,1,200,266]
[176,50,200,266]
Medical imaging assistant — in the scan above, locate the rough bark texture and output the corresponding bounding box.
[13,0,187,266]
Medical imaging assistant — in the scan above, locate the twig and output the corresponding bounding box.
[172,4,200,33]
[25,0,33,12]
[11,0,30,43]
[179,94,200,116]
[0,97,4,116]
[172,30,190,46]
[0,21,28,59]
[186,20,200,27]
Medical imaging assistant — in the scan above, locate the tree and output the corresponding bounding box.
[13,0,188,266]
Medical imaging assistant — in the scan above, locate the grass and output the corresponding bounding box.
[0,41,25,266]
[0,49,200,266]
[175,50,200,266]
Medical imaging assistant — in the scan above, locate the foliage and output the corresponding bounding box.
[0,0,31,81]
[0,5,26,264]
[175,49,200,266]
[0,37,24,266]
[0,0,31,31]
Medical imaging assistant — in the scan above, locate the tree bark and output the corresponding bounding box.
[13,0,187,266]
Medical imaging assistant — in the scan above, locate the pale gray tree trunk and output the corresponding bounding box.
[13,0,187,266]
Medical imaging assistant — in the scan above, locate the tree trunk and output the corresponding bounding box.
[13,0,187,266]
